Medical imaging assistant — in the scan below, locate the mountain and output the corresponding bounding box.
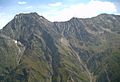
[0,12,120,82]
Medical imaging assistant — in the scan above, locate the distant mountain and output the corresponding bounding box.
[0,12,120,82]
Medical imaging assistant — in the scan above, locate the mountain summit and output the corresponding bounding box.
[0,12,120,82]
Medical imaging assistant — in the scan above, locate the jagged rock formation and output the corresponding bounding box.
[0,12,120,82]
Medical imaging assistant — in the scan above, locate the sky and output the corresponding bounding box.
[0,0,120,29]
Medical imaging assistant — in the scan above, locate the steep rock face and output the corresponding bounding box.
[0,13,120,82]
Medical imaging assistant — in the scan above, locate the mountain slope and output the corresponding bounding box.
[0,12,120,82]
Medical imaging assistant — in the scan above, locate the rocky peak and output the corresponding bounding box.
[69,17,79,21]
[14,12,39,18]
[14,12,49,24]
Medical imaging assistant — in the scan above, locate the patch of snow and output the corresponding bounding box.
[13,40,17,44]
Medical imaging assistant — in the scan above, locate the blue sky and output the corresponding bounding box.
[0,0,120,28]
